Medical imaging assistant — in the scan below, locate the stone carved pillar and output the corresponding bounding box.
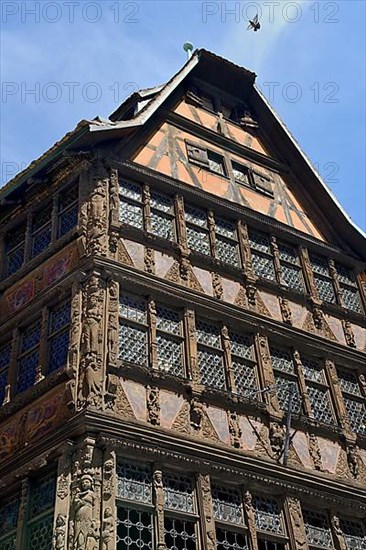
[197,474,216,550]
[228,411,242,449]
[143,184,152,233]
[243,490,258,550]
[108,167,120,256]
[153,467,166,550]
[77,272,107,410]
[285,496,309,549]
[101,448,117,550]
[254,334,279,415]
[147,385,160,425]
[107,280,119,368]
[331,514,347,550]
[53,443,73,550]
[69,437,102,550]
[148,299,158,371]
[66,283,82,411]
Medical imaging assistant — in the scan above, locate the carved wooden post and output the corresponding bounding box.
[243,490,258,550]
[36,306,48,383]
[197,473,216,550]
[270,235,283,285]
[175,194,188,252]
[329,260,342,306]
[153,466,166,550]
[299,246,318,300]
[324,359,352,435]
[238,221,254,280]
[221,325,235,392]
[143,184,152,233]
[285,496,309,549]
[207,210,216,257]
[52,442,73,550]
[147,385,161,425]
[77,271,107,410]
[107,279,119,368]
[108,167,120,257]
[101,448,117,550]
[293,350,312,417]
[330,513,347,550]
[148,298,158,371]
[254,333,280,415]
[185,308,201,390]
[16,478,29,550]
[69,436,102,550]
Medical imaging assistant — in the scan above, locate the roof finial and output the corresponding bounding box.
[183,42,194,60]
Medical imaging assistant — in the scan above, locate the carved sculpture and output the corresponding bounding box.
[342,320,356,348]
[71,475,99,550]
[269,423,285,460]
[53,514,67,550]
[147,386,160,425]
[229,411,242,448]
[347,445,361,479]
[287,497,307,549]
[101,508,114,550]
[279,296,292,325]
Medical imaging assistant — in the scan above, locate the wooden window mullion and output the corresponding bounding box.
[299,246,318,300]
[324,359,352,433]
[292,351,312,418]
[328,260,343,306]
[207,209,216,258]
[184,309,201,389]
[143,184,152,233]
[148,298,157,370]
[221,325,235,393]
[271,235,283,286]
[238,221,256,281]
[254,334,280,415]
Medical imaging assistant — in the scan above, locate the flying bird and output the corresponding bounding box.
[247,13,261,31]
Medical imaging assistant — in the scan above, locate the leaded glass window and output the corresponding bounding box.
[150,190,175,240]
[117,460,152,503]
[17,320,41,394]
[47,301,71,373]
[164,473,195,513]
[302,509,334,548]
[165,517,197,550]
[0,494,19,550]
[58,183,78,237]
[156,305,184,377]
[215,217,240,267]
[278,241,304,292]
[230,331,258,398]
[117,507,153,550]
[212,485,245,525]
[0,341,11,405]
[119,180,144,229]
[258,541,286,550]
[337,368,366,435]
[248,229,276,282]
[4,224,25,277]
[302,357,334,425]
[196,319,226,390]
[185,204,211,255]
[31,207,52,258]
[270,346,302,414]
[335,264,363,314]
[216,528,250,550]
[25,473,56,550]
[232,162,251,186]
[340,519,366,550]
[253,497,284,534]
[119,293,148,366]
[310,253,336,303]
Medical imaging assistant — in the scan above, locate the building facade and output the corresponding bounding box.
[0,50,365,550]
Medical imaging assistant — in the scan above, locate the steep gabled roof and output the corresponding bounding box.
[1,49,364,258]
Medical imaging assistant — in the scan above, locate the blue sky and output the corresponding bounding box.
[1,0,365,230]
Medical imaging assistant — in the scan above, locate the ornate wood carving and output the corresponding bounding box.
[279,296,292,325]
[144,247,155,274]
[330,515,347,550]
[347,444,361,480]
[238,221,254,279]
[101,448,116,550]
[243,491,258,550]
[69,437,102,550]
[143,184,152,233]
[66,283,82,410]
[246,282,257,310]
[254,334,279,414]
[300,246,318,298]
[256,293,272,318]
[53,445,73,550]
[307,433,322,471]
[107,280,119,368]
[325,359,351,434]
[147,385,160,425]
[77,273,106,410]
[117,240,133,265]
[212,272,223,300]
[175,194,188,252]
[109,167,120,226]
[269,422,285,461]
[342,319,356,348]
[228,411,242,448]
[153,468,166,550]
[286,496,308,549]
[234,285,247,308]
[198,473,216,550]
[185,309,201,389]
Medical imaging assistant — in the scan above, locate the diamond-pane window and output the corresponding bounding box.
[28,516,54,550]
[302,356,334,424]
[335,264,363,313]
[337,367,366,435]
[0,341,11,405]
[17,321,41,394]
[230,332,253,359]
[232,162,250,186]
[212,485,244,525]
[340,519,365,550]
[25,474,56,550]
[29,474,56,517]
[150,190,175,241]
[156,305,184,376]
[216,237,240,267]
[185,204,211,256]
[5,225,25,277]
[120,293,147,323]
[164,473,195,513]
[303,509,333,548]
[119,323,148,365]
[120,180,143,201]
[117,507,153,550]
[58,184,78,237]
[47,301,71,374]
[0,495,19,544]
[198,349,226,389]
[216,528,250,550]
[302,357,324,384]
[252,497,283,534]
[270,347,295,374]
[156,305,181,335]
[233,360,258,398]
[31,208,52,258]
[119,180,144,229]
[310,253,336,303]
[274,374,302,414]
[196,320,221,348]
[117,460,152,503]
[278,242,304,292]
